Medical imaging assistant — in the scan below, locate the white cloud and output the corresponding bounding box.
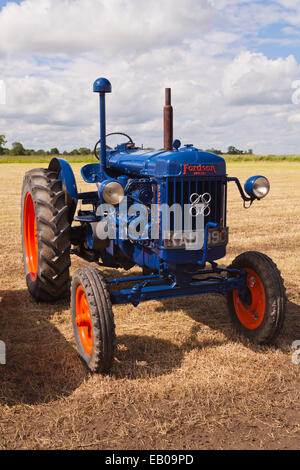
[222,51,299,105]
[0,0,213,55]
[0,0,300,154]
[208,0,250,7]
[288,113,300,122]
[274,0,300,26]
[275,0,300,9]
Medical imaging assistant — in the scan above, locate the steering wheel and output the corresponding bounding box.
[94,132,134,160]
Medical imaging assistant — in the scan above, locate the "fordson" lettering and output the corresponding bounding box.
[183,164,217,175]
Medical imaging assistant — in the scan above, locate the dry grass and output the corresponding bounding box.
[0,162,299,450]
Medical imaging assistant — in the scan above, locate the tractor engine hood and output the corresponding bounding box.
[106,147,226,178]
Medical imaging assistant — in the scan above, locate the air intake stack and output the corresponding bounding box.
[93,77,112,179]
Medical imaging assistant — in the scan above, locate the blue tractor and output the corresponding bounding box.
[21,78,286,372]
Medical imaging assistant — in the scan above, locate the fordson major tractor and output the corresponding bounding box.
[21,78,286,372]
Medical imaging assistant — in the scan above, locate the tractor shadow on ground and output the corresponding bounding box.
[0,289,88,407]
[155,294,300,354]
[100,267,300,356]
[112,334,184,380]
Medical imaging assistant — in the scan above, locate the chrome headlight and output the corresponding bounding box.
[102,181,125,205]
[244,175,270,199]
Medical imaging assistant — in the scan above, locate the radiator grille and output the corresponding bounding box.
[165,177,226,232]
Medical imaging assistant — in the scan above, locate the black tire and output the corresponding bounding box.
[71,267,116,372]
[21,168,71,302]
[227,251,286,344]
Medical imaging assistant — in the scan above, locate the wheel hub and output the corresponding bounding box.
[75,285,93,355]
[23,192,38,281]
[233,268,266,330]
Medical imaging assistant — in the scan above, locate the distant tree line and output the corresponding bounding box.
[0,134,253,156]
[0,135,91,156]
[203,146,253,155]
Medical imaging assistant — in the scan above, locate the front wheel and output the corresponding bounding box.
[71,267,116,372]
[227,251,286,344]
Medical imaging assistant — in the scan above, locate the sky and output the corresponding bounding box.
[1,0,300,154]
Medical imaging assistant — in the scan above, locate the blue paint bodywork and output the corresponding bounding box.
[81,163,101,183]
[93,77,112,94]
[108,266,246,307]
[244,175,266,199]
[93,77,112,180]
[106,147,225,178]
[49,157,78,199]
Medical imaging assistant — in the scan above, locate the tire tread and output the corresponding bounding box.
[21,168,71,302]
[227,251,286,344]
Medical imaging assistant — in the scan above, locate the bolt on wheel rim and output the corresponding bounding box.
[233,268,266,330]
[75,285,93,355]
[24,192,38,281]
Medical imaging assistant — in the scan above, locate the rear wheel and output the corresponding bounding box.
[21,168,71,301]
[71,267,116,372]
[227,251,286,344]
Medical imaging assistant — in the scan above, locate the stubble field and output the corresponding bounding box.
[0,161,299,450]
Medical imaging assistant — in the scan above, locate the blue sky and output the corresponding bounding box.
[252,23,300,61]
[0,0,22,8]
[1,0,300,154]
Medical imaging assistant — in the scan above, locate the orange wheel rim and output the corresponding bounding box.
[233,268,266,330]
[24,192,38,281]
[75,285,93,355]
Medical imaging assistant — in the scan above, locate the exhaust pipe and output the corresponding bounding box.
[164,88,173,151]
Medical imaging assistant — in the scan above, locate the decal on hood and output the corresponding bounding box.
[183,164,217,176]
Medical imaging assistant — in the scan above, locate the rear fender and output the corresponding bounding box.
[48,157,78,220]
